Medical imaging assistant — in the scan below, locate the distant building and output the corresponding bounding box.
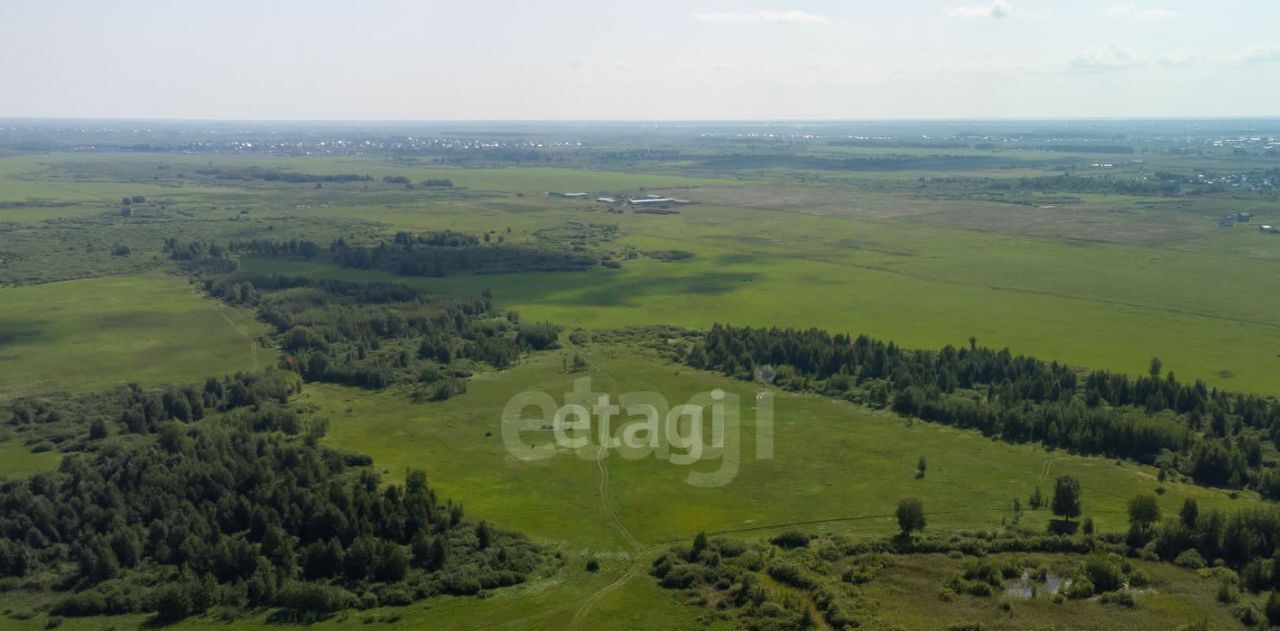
[1261,224,1277,233]
[1236,212,1253,222]
[630,197,674,205]
[1219,216,1235,227]
[549,192,590,198]
[596,197,617,203]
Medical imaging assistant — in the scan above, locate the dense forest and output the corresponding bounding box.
[204,273,558,397]
[0,402,541,623]
[4,370,300,456]
[684,325,1280,496]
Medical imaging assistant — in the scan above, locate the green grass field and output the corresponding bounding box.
[245,197,1280,396]
[0,150,1276,629]
[0,272,271,398]
[269,342,1259,629]
[309,344,1256,548]
[0,341,1256,630]
[0,441,61,478]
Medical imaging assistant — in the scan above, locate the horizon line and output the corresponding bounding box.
[3,115,1280,125]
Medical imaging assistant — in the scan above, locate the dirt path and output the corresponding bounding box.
[565,348,652,630]
[210,300,260,370]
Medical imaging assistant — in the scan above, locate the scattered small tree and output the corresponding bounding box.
[1180,498,1199,528]
[691,531,708,559]
[896,498,926,537]
[1051,476,1082,523]
[916,456,928,479]
[1128,493,1161,531]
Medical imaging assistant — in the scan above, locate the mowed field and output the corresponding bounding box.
[0,273,270,398]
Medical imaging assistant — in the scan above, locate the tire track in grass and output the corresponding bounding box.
[209,299,260,370]
[567,348,651,630]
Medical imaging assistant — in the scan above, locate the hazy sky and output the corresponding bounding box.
[1,0,1277,120]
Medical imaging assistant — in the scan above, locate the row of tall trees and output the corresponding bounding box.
[686,325,1280,493]
[229,231,600,278]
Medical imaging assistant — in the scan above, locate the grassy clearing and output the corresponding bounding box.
[308,344,1255,549]
[0,440,61,478]
[285,343,1257,629]
[0,272,271,398]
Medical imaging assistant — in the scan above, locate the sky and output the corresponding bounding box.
[0,0,1277,120]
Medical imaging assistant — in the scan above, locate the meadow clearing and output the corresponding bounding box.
[0,272,270,399]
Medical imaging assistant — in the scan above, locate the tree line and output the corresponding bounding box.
[195,167,372,184]
[229,230,602,278]
[685,325,1280,495]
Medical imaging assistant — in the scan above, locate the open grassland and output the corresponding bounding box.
[265,343,1255,629]
[197,151,1280,395]
[245,195,1280,395]
[308,345,1257,548]
[0,273,271,398]
[0,343,1261,630]
[0,440,61,478]
[0,150,1275,629]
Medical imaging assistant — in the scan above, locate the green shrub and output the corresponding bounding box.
[962,558,1003,586]
[1066,577,1094,599]
[1085,555,1124,593]
[769,531,811,549]
[767,561,811,589]
[1099,590,1137,608]
[1174,549,1206,569]
[1217,579,1239,605]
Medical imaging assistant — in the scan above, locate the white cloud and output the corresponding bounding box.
[1234,43,1280,65]
[692,10,831,25]
[944,0,1015,19]
[1059,42,1280,74]
[1103,4,1179,20]
[1065,44,1144,72]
